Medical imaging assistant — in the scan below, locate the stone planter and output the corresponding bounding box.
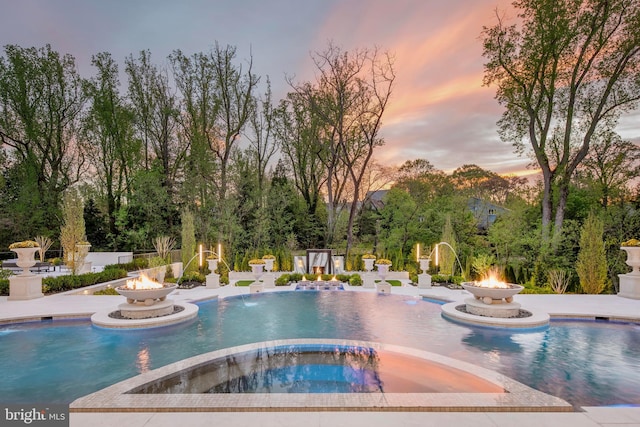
[263,258,274,272]
[418,258,432,288]
[619,246,640,299]
[419,258,430,274]
[363,258,375,272]
[206,259,220,289]
[250,264,264,284]
[621,246,640,275]
[11,247,39,275]
[376,263,391,283]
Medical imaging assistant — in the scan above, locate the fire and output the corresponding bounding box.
[317,275,322,281]
[475,272,510,289]
[123,273,163,290]
[331,275,338,282]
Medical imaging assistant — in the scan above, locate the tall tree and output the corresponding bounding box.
[125,50,185,199]
[84,52,137,241]
[578,128,640,207]
[247,79,277,197]
[482,0,640,244]
[0,44,87,235]
[273,93,326,223]
[291,43,395,253]
[207,43,260,202]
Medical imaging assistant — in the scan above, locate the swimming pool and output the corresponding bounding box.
[1,291,639,406]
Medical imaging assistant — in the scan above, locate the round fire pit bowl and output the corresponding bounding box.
[461,282,524,304]
[116,283,178,305]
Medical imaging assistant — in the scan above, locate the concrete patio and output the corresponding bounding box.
[1,281,639,427]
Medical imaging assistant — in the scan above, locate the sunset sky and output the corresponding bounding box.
[1,0,638,177]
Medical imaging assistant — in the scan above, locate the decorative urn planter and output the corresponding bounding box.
[619,240,640,299]
[419,258,430,274]
[375,260,392,282]
[363,257,375,272]
[621,245,640,275]
[249,260,265,282]
[262,257,275,272]
[9,241,41,275]
[207,258,218,273]
[11,247,40,275]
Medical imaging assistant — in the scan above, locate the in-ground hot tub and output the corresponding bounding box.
[70,339,572,412]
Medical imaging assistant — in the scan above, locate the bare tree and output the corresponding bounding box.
[290,43,395,254]
[483,0,640,245]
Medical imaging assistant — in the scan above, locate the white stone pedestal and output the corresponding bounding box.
[465,297,521,318]
[250,283,264,293]
[262,273,275,288]
[376,283,391,294]
[8,275,44,300]
[618,273,640,299]
[418,273,432,288]
[118,299,175,319]
[363,272,376,288]
[206,273,220,289]
[78,261,92,274]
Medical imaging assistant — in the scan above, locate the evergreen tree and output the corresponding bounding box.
[576,211,608,294]
[181,209,197,272]
[439,214,458,277]
[60,188,87,274]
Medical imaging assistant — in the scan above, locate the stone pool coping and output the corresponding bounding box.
[70,339,572,413]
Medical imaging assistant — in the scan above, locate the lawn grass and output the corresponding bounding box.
[375,280,403,286]
[235,280,255,286]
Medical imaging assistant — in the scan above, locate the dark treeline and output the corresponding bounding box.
[1,0,640,292]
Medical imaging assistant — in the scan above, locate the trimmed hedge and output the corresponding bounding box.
[0,268,128,296]
[42,268,128,294]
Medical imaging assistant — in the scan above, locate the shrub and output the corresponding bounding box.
[349,274,363,286]
[0,279,8,296]
[289,273,303,282]
[275,274,290,286]
[104,258,148,272]
[336,274,351,282]
[177,271,205,284]
[93,287,119,296]
[41,268,127,294]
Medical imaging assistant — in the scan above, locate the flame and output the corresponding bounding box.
[302,275,307,281]
[317,274,322,282]
[124,273,163,290]
[331,275,338,282]
[475,272,510,289]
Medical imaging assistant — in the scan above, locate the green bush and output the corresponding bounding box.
[349,274,363,286]
[336,274,351,282]
[177,271,205,284]
[431,274,465,285]
[289,273,303,282]
[520,282,555,294]
[275,274,290,286]
[431,274,449,284]
[0,278,8,296]
[93,287,119,295]
[41,268,128,294]
[104,258,148,272]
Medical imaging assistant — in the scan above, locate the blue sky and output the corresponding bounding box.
[1,0,638,178]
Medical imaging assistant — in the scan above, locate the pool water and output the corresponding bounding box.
[0,291,639,406]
